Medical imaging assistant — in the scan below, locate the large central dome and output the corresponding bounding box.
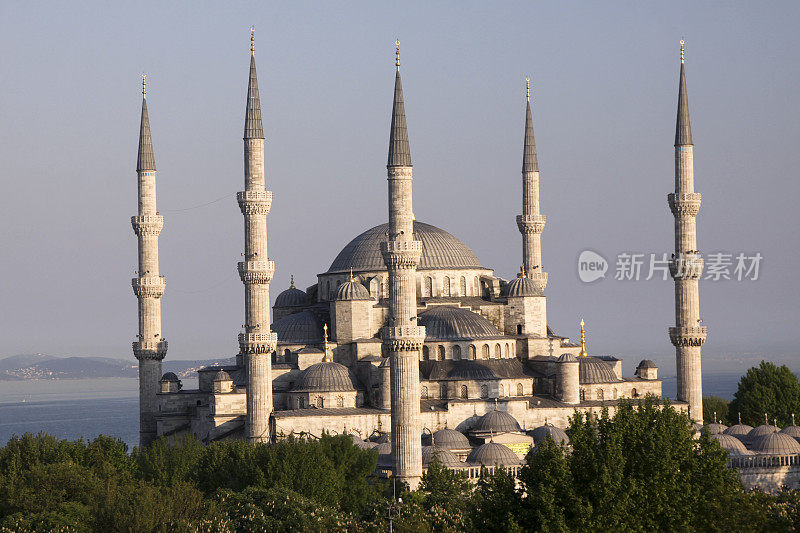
[327,221,484,273]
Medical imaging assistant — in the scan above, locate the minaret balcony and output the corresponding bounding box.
[131,215,164,236]
[132,340,168,360]
[516,214,546,234]
[237,260,275,284]
[237,190,272,215]
[527,271,548,289]
[238,332,278,354]
[669,255,704,280]
[668,193,701,217]
[380,240,423,269]
[668,326,707,347]
[132,276,166,298]
[382,325,426,351]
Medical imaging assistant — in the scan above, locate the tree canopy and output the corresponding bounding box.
[728,361,800,427]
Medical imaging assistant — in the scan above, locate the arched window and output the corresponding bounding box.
[613,388,618,399]
[299,397,305,409]
[283,348,291,361]
[597,389,604,401]
[579,388,585,401]
[480,385,489,398]
[421,386,428,399]
[452,345,461,360]
[504,344,510,358]
[460,276,467,296]
[494,344,501,359]
[422,346,430,361]
[326,281,331,300]
[516,383,524,396]
[424,276,433,297]
[369,277,380,298]
[336,396,344,408]
[482,345,490,359]
[316,396,324,408]
[437,345,445,361]
[499,384,505,397]
[469,345,476,359]
[460,385,469,399]
[474,276,480,295]
[440,384,448,399]
[443,277,451,297]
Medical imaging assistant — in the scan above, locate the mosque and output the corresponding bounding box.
[130,34,735,490]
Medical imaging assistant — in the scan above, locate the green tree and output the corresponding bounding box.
[414,457,472,531]
[703,395,731,425]
[728,361,800,427]
[470,465,522,533]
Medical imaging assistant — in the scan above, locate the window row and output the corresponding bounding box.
[421,342,514,361]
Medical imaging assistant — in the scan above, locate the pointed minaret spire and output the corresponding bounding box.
[137,74,156,172]
[244,28,264,140]
[522,77,538,172]
[388,40,411,167]
[675,40,693,146]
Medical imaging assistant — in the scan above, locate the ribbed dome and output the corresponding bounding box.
[375,433,392,444]
[212,370,232,382]
[292,362,358,392]
[751,432,800,455]
[724,423,754,438]
[356,440,378,450]
[272,310,322,344]
[432,428,470,449]
[422,446,463,468]
[530,425,570,446]
[467,442,521,466]
[506,277,540,297]
[418,306,503,341]
[780,426,800,439]
[473,410,522,434]
[558,353,578,363]
[637,359,657,369]
[275,286,307,308]
[327,221,484,273]
[578,357,620,384]
[160,372,179,382]
[748,424,780,440]
[710,434,749,455]
[703,423,728,436]
[335,280,371,301]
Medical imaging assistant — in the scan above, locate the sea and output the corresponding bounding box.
[0,374,741,450]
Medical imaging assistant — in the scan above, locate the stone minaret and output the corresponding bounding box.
[380,42,425,489]
[516,78,548,291]
[668,41,707,422]
[132,75,167,447]
[237,30,277,442]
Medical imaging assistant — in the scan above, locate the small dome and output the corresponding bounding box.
[335,280,371,301]
[431,428,470,450]
[530,424,570,446]
[750,432,800,455]
[272,310,323,344]
[506,276,540,298]
[578,357,620,384]
[473,410,522,434]
[292,362,358,392]
[724,423,754,438]
[375,433,392,444]
[780,425,800,439]
[418,306,503,341]
[748,424,780,440]
[212,370,232,382]
[376,442,392,467]
[275,285,307,308]
[558,353,578,363]
[422,446,463,468]
[703,423,728,436]
[692,422,703,433]
[356,440,378,450]
[467,442,521,466]
[160,372,179,382]
[637,359,657,369]
[710,434,749,455]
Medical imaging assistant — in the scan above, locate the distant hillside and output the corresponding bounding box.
[0,354,236,380]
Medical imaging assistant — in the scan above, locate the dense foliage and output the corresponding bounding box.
[728,361,800,427]
[704,394,731,425]
[1,399,798,532]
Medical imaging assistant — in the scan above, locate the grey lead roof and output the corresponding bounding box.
[387,69,411,167]
[418,306,503,341]
[244,54,264,139]
[675,62,692,146]
[522,99,539,172]
[137,97,156,172]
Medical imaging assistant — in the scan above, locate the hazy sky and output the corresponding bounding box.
[1,2,798,376]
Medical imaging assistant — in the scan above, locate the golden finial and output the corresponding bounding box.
[526,77,530,102]
[289,275,295,289]
[349,268,356,283]
[738,412,742,425]
[578,318,588,357]
[323,323,330,362]
[142,73,147,98]
[680,39,685,64]
[395,39,400,69]
[250,26,255,55]
[520,265,527,278]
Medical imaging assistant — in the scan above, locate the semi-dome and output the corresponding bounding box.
[530,424,570,446]
[750,432,800,455]
[335,280,371,301]
[422,446,463,468]
[212,370,232,382]
[160,372,179,382]
[292,362,358,392]
[724,423,754,439]
[467,442,521,466]
[578,357,620,384]
[327,221,485,273]
[272,310,323,344]
[506,276,540,298]
[472,410,522,434]
[710,434,749,455]
[431,428,470,449]
[780,425,800,439]
[275,285,307,308]
[418,306,503,341]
